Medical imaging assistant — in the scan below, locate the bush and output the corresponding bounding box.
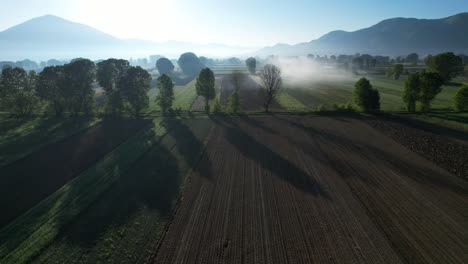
[454,85,468,111]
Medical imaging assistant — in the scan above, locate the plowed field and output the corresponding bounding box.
[152,115,468,264]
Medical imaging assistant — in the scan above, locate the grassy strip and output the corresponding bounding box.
[275,92,310,112]
[0,119,167,264]
[173,79,198,110]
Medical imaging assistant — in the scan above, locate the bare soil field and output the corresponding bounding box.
[0,118,149,228]
[152,115,468,264]
[220,75,282,111]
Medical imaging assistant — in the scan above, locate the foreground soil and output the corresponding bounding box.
[152,115,468,264]
[0,118,149,228]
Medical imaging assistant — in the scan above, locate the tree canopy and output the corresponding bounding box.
[119,66,151,117]
[156,58,174,75]
[195,67,216,112]
[454,85,468,111]
[178,52,204,76]
[246,57,257,75]
[155,74,174,113]
[426,52,464,82]
[353,78,380,112]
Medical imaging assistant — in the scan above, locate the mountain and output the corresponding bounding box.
[256,12,468,56]
[0,15,254,61]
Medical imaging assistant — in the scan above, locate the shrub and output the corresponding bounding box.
[454,85,468,111]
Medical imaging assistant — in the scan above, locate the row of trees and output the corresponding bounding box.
[0,58,151,117]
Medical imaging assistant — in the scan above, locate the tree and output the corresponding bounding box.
[419,72,443,111]
[0,67,39,116]
[392,64,404,80]
[97,59,129,115]
[245,57,257,74]
[155,74,174,113]
[156,58,174,75]
[178,52,204,76]
[195,68,216,112]
[406,53,419,65]
[37,66,67,116]
[259,64,282,112]
[454,85,468,111]
[227,72,243,113]
[426,52,464,82]
[353,78,380,112]
[63,59,96,116]
[119,66,151,117]
[403,72,421,112]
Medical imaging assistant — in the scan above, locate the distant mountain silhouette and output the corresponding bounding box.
[256,12,468,56]
[0,15,253,60]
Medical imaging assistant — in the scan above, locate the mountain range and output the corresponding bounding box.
[0,13,467,61]
[257,12,468,57]
[0,15,254,61]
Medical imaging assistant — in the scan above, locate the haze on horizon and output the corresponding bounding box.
[1,0,467,47]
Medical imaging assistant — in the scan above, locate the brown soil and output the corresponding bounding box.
[152,115,468,264]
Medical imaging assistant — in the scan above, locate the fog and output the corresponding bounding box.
[266,56,355,87]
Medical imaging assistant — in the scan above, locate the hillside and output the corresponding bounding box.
[257,12,468,56]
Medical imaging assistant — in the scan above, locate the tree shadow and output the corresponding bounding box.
[211,116,330,198]
[283,115,468,195]
[44,117,213,251]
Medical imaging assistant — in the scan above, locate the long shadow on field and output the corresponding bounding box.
[212,116,329,198]
[162,117,214,180]
[275,115,468,195]
[57,125,183,248]
[0,118,149,230]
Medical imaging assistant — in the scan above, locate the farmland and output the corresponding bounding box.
[152,115,467,264]
[1,65,468,264]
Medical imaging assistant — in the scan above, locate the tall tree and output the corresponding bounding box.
[178,52,204,76]
[227,72,243,113]
[195,68,216,112]
[406,53,419,65]
[392,64,404,80]
[155,74,175,113]
[403,72,421,112]
[419,72,444,111]
[0,67,39,116]
[63,59,96,116]
[156,58,175,75]
[97,59,129,115]
[245,57,257,75]
[427,52,464,83]
[260,64,282,112]
[37,66,66,116]
[119,66,151,117]
[353,78,380,112]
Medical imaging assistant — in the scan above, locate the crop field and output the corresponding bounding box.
[279,75,466,112]
[152,115,467,264]
[0,115,100,166]
[0,118,149,227]
[0,117,214,263]
[148,79,200,113]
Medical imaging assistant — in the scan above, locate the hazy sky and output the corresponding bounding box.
[1,0,467,47]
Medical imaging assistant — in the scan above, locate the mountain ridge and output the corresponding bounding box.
[256,12,468,56]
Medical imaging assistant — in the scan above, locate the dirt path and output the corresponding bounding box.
[152,116,468,264]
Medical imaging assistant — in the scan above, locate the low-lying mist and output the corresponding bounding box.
[266,56,355,87]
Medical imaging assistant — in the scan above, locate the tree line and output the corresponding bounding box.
[353,52,468,112]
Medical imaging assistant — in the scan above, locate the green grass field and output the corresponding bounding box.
[148,79,199,113]
[0,115,100,167]
[0,117,213,263]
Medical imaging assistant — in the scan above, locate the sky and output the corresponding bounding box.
[0,0,467,47]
